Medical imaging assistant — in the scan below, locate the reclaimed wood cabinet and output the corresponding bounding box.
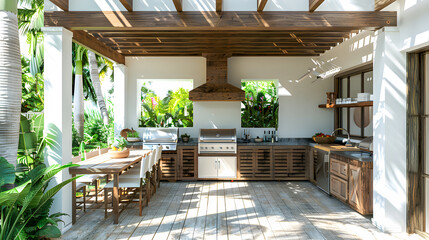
[160,151,178,181]
[178,146,197,180]
[329,153,373,215]
[237,146,272,180]
[237,146,309,180]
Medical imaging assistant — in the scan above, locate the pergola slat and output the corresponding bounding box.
[172,0,183,12]
[72,30,125,64]
[257,0,268,13]
[375,0,396,11]
[216,0,222,13]
[50,0,68,11]
[309,0,324,12]
[119,0,133,12]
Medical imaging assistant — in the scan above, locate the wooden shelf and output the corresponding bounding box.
[318,101,373,109]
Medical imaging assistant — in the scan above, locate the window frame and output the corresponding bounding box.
[334,63,373,139]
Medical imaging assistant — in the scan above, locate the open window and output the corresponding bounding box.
[137,79,193,128]
[241,80,279,128]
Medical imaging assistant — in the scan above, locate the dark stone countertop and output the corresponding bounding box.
[237,138,313,146]
[331,151,373,162]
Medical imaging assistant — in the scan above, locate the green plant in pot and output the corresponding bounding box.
[109,137,129,159]
[126,130,140,142]
[181,133,190,143]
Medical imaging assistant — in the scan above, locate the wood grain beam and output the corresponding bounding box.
[309,0,324,12]
[45,11,397,31]
[72,30,125,64]
[119,0,133,12]
[172,0,183,12]
[257,0,268,13]
[375,0,396,11]
[216,0,222,13]
[50,0,68,11]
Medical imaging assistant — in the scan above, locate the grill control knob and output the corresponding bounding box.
[166,146,170,149]
[211,147,214,149]
[220,147,223,149]
[226,147,229,149]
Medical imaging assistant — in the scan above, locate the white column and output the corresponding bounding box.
[114,63,127,138]
[373,27,407,233]
[42,27,73,232]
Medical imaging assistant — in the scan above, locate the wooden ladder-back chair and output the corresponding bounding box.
[103,153,151,216]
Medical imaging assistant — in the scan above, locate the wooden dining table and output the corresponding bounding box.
[69,149,152,224]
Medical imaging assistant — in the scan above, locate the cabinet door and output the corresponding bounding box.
[218,157,237,178]
[160,153,177,181]
[330,175,348,202]
[179,147,197,180]
[330,158,348,179]
[349,165,362,210]
[288,148,307,179]
[198,157,218,179]
[238,147,254,179]
[273,147,289,179]
[254,147,272,179]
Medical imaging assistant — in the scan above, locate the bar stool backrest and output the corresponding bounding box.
[140,154,150,179]
[149,148,156,169]
[156,145,162,164]
[71,155,82,164]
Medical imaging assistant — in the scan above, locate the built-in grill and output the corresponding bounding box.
[198,128,237,154]
[142,127,178,151]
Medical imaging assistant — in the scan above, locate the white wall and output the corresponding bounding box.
[125,56,334,138]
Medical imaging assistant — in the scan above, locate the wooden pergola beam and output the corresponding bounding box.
[172,0,183,12]
[45,11,397,31]
[309,0,324,12]
[375,0,396,11]
[119,0,133,12]
[216,0,222,13]
[72,30,125,64]
[257,0,268,13]
[50,0,68,11]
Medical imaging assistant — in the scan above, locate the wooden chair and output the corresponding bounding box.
[103,153,151,216]
[72,148,107,203]
[72,155,89,213]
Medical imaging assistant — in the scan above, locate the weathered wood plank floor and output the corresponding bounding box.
[63,181,420,240]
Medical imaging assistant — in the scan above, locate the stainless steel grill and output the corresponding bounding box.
[198,128,237,154]
[142,127,178,151]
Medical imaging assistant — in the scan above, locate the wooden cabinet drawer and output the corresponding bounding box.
[330,158,348,179]
[330,175,348,202]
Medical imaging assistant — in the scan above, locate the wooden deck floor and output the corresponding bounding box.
[63,181,420,240]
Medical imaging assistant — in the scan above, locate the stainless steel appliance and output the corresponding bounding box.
[198,128,237,154]
[142,127,178,151]
[359,137,373,152]
[316,148,330,194]
[198,129,237,178]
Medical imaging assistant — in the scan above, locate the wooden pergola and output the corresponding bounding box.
[45,0,397,64]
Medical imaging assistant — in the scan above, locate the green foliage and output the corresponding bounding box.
[17,114,45,171]
[18,0,45,77]
[72,107,114,156]
[112,137,128,150]
[72,43,97,102]
[241,81,279,128]
[21,57,44,113]
[127,131,139,138]
[139,84,193,128]
[0,157,80,240]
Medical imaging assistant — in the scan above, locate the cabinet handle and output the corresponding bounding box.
[214,160,217,169]
[218,160,221,169]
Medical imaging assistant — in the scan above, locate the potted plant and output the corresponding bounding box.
[108,137,130,158]
[127,130,141,142]
[181,133,190,143]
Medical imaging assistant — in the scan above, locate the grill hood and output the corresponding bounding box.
[189,54,245,101]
